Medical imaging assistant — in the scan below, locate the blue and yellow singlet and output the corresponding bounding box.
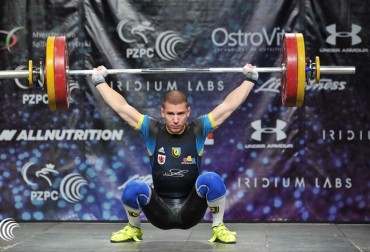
[136,114,216,199]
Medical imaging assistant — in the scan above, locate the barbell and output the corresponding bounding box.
[0,33,356,111]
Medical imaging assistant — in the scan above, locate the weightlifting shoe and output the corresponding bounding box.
[208,222,236,244]
[110,224,142,242]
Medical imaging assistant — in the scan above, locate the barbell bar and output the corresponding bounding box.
[0,66,354,78]
[0,67,284,79]
[0,33,356,110]
[68,66,355,75]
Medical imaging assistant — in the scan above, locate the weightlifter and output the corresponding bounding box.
[91,63,258,244]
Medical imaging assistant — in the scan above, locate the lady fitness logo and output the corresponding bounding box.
[0,218,19,241]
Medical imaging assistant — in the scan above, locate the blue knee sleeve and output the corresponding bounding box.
[196,172,226,201]
[121,180,151,209]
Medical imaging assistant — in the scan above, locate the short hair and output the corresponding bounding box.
[162,90,189,108]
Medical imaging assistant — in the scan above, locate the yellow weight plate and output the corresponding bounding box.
[46,36,56,110]
[295,33,305,107]
[28,60,33,88]
[315,56,320,84]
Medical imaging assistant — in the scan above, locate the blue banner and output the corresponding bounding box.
[0,0,369,222]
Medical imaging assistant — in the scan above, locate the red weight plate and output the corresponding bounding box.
[280,33,298,107]
[53,36,70,110]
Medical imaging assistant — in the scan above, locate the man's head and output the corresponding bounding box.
[161,90,190,134]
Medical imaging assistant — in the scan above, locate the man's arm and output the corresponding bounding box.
[210,64,258,127]
[92,66,143,129]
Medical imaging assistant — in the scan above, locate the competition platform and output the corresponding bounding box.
[0,222,369,252]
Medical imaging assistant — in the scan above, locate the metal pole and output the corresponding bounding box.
[0,70,29,79]
[0,66,356,79]
[319,66,356,75]
[67,67,283,75]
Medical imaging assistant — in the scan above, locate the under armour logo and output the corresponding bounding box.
[251,120,287,141]
[326,24,362,46]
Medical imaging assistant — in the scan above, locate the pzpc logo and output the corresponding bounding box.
[21,162,88,203]
[116,19,187,61]
[18,75,79,107]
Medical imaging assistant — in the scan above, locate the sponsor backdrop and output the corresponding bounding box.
[0,0,369,222]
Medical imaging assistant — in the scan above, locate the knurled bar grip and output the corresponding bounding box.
[69,67,281,75]
[68,67,355,75]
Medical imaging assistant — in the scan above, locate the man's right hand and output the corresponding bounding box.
[242,64,258,84]
[92,65,108,86]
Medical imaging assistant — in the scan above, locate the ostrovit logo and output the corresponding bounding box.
[0,218,19,241]
[211,27,285,50]
[21,162,88,203]
[117,19,186,61]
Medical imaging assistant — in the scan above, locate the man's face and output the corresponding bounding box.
[161,102,190,134]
